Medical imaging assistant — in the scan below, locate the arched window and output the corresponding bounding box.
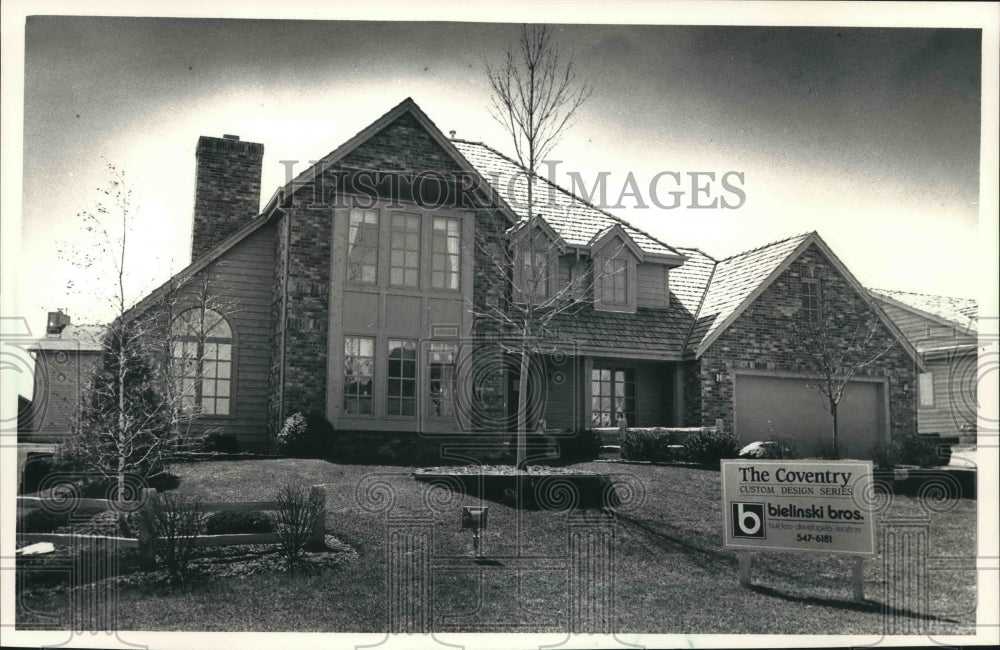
[170,308,233,416]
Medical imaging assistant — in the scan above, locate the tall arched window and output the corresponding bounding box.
[170,308,233,416]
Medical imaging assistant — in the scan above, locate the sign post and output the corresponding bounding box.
[461,506,488,558]
[721,459,875,602]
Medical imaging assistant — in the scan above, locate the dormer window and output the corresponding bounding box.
[510,219,563,304]
[590,225,642,313]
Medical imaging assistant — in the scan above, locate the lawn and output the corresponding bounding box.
[17,458,978,634]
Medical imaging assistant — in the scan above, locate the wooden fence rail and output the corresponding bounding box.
[16,484,327,567]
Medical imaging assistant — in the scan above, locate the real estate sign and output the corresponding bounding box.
[721,459,875,555]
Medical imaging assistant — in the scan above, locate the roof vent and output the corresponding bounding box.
[449,130,456,139]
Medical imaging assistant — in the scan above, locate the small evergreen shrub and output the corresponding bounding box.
[681,429,741,466]
[620,430,679,463]
[896,434,951,467]
[200,433,241,454]
[558,429,603,461]
[815,438,848,460]
[204,510,274,535]
[871,440,899,470]
[277,411,334,458]
[18,508,69,533]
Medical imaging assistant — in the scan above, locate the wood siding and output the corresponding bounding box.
[637,263,669,308]
[917,357,976,437]
[181,225,276,449]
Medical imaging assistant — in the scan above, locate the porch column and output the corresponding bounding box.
[672,363,685,426]
[581,356,593,430]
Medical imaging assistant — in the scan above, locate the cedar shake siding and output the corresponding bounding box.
[192,136,264,261]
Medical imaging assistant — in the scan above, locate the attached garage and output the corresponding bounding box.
[733,373,888,459]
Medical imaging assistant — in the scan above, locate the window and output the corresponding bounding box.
[431,217,461,289]
[348,208,379,284]
[918,371,935,407]
[429,342,457,417]
[170,308,233,416]
[390,212,420,287]
[387,339,417,416]
[520,246,550,300]
[601,257,628,305]
[801,279,822,323]
[591,368,635,427]
[344,336,375,415]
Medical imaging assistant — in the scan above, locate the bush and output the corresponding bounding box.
[896,434,951,468]
[277,411,334,458]
[620,430,679,463]
[137,492,203,581]
[18,507,70,533]
[274,485,325,564]
[204,510,274,535]
[199,433,241,454]
[815,438,848,460]
[558,429,603,461]
[871,440,899,470]
[681,429,741,466]
[738,438,798,460]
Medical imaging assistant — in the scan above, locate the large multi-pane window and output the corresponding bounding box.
[347,208,379,284]
[390,212,421,287]
[591,367,635,427]
[344,336,375,415]
[431,217,461,289]
[387,339,417,416]
[801,279,822,323]
[601,257,628,305]
[428,342,457,417]
[170,308,233,416]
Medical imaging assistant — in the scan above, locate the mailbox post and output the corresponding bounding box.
[461,506,488,557]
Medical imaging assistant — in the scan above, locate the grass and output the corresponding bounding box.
[16,458,978,634]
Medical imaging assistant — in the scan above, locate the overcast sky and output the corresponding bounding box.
[6,8,996,346]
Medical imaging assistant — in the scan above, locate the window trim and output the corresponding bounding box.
[427,341,458,419]
[389,211,421,288]
[593,247,637,313]
[431,216,462,291]
[918,371,935,408]
[801,278,822,323]
[386,338,418,419]
[343,334,376,417]
[169,307,235,419]
[347,207,380,285]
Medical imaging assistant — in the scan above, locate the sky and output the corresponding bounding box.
[3,3,997,387]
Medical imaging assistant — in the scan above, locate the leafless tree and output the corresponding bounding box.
[56,164,235,498]
[482,25,593,468]
[790,300,896,457]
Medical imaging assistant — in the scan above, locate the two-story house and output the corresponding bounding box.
[39,98,919,460]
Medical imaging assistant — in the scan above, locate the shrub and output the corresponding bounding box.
[738,438,797,460]
[681,429,741,466]
[277,411,334,458]
[871,440,899,470]
[200,433,241,454]
[558,429,603,461]
[620,430,679,463]
[274,485,325,564]
[204,510,274,535]
[137,492,203,581]
[896,434,951,468]
[18,507,69,533]
[815,438,848,460]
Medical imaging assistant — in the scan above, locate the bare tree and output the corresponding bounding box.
[55,164,234,497]
[482,25,593,468]
[790,300,896,457]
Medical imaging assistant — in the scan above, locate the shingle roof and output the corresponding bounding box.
[869,289,978,332]
[670,247,717,317]
[686,233,813,354]
[546,307,693,357]
[452,140,684,260]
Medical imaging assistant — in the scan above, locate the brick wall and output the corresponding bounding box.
[694,243,916,441]
[192,136,264,261]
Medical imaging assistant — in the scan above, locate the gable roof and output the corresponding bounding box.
[452,140,685,263]
[685,233,812,356]
[681,232,921,368]
[868,288,978,334]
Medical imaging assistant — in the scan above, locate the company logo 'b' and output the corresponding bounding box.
[732,502,766,539]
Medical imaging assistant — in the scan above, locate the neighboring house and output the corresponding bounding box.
[870,289,978,444]
[21,311,103,442]
[45,97,919,458]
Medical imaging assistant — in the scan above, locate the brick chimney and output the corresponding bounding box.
[192,134,264,261]
[46,310,71,338]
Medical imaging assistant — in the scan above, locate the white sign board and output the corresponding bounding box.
[721,459,875,555]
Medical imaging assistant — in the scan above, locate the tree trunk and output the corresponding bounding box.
[831,404,840,457]
[516,348,530,470]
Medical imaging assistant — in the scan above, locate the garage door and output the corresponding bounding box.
[734,374,885,459]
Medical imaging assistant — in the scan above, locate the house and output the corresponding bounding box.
[20,311,103,442]
[44,97,919,459]
[869,289,978,444]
